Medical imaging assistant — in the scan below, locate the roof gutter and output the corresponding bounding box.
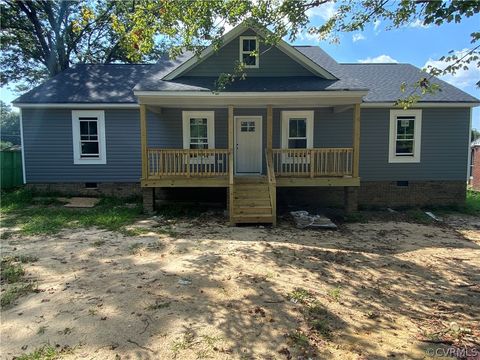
[13,103,140,109]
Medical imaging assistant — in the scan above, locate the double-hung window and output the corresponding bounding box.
[239,36,259,68]
[72,110,106,164]
[182,111,215,164]
[281,111,314,149]
[389,109,422,163]
[281,111,314,163]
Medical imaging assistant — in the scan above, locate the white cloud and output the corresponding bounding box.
[306,2,336,21]
[424,49,480,90]
[297,31,322,44]
[352,33,366,42]
[373,20,381,34]
[408,19,430,29]
[358,55,399,63]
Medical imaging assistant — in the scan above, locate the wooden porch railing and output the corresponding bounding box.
[272,148,353,177]
[147,148,230,178]
[265,149,277,225]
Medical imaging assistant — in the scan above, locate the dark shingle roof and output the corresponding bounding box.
[14,64,157,104]
[13,45,479,104]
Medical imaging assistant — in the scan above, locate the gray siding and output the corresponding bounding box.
[23,109,141,182]
[360,108,470,181]
[184,30,314,77]
[22,107,470,183]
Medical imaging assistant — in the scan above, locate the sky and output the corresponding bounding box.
[1,6,479,129]
[293,3,480,130]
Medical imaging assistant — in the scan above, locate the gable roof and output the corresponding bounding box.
[13,40,479,105]
[162,23,337,81]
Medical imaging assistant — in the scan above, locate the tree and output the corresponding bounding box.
[0,101,20,146]
[473,128,480,142]
[0,0,165,91]
[114,0,479,103]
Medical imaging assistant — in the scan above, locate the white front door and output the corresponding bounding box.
[235,116,262,174]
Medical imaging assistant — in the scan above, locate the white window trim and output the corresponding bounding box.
[281,110,314,164]
[239,35,259,68]
[182,111,215,164]
[281,110,314,149]
[72,110,106,165]
[388,109,422,163]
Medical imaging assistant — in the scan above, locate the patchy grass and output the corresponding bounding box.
[1,261,25,283]
[146,300,171,311]
[1,188,143,235]
[0,254,38,308]
[462,190,480,216]
[1,282,36,308]
[171,329,196,354]
[327,286,342,302]
[289,288,314,304]
[287,331,310,348]
[15,344,73,360]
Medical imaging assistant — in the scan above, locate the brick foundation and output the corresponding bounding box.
[142,188,155,214]
[26,180,466,210]
[277,180,465,210]
[358,181,466,208]
[26,182,141,198]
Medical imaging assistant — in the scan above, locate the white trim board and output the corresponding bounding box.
[239,35,259,68]
[71,110,107,165]
[162,23,337,81]
[182,110,215,150]
[361,102,479,108]
[19,109,26,184]
[13,103,139,109]
[281,110,314,149]
[388,109,422,163]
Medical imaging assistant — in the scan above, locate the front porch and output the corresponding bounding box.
[139,103,361,225]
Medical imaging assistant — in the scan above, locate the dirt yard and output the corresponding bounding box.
[1,212,480,360]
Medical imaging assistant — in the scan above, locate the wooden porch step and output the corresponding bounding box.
[234,199,271,207]
[231,214,274,224]
[230,176,274,225]
[233,206,272,215]
[234,176,267,184]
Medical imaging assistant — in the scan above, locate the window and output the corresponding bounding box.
[389,109,422,163]
[182,111,215,150]
[239,36,259,68]
[72,110,106,164]
[281,111,314,149]
[240,121,255,132]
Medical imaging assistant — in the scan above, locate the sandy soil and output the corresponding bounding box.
[1,214,479,360]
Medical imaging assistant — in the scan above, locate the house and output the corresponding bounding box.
[471,139,480,191]
[13,24,479,225]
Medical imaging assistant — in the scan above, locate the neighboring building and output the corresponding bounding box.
[472,139,480,191]
[13,24,479,225]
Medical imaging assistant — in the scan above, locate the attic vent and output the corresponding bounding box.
[396,181,409,187]
[85,182,98,189]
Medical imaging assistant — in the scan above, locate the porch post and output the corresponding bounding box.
[228,105,234,224]
[140,104,148,180]
[267,105,273,151]
[353,103,361,178]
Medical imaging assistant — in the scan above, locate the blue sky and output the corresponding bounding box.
[293,6,480,129]
[1,9,479,129]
